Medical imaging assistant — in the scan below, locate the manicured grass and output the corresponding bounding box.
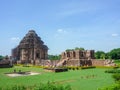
[0,66,114,90]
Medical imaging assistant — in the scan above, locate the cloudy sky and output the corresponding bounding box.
[0,0,120,56]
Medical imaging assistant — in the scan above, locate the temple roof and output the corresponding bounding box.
[19,30,48,50]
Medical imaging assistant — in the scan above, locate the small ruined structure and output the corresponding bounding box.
[61,50,95,60]
[56,50,95,67]
[56,50,116,67]
[0,60,13,68]
[12,30,48,65]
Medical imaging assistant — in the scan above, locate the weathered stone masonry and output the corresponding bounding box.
[59,50,115,67]
[59,50,95,66]
[12,30,48,65]
[11,30,115,67]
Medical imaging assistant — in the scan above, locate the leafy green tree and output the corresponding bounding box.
[66,47,85,52]
[0,55,4,61]
[100,54,105,60]
[75,47,84,50]
[109,48,120,60]
[66,49,74,52]
[95,51,105,59]
[48,55,61,60]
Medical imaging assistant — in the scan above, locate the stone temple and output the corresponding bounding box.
[12,30,48,65]
[11,30,115,67]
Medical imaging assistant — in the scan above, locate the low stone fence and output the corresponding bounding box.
[16,59,116,67]
[0,60,13,68]
[92,59,105,66]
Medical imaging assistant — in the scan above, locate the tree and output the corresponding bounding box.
[95,51,105,59]
[48,55,61,60]
[0,55,4,61]
[100,54,105,60]
[75,47,84,50]
[109,48,120,60]
[66,49,74,52]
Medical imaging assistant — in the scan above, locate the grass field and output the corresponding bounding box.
[0,66,114,90]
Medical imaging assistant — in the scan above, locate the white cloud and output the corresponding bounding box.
[10,37,20,43]
[111,33,119,37]
[57,29,67,33]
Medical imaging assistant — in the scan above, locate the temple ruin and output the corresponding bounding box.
[11,30,115,67]
[56,50,95,67]
[56,50,115,67]
[12,30,48,65]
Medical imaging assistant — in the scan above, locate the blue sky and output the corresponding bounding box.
[0,0,120,56]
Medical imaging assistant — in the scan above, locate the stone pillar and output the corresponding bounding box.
[75,50,80,59]
[61,52,65,59]
[33,48,36,62]
[45,50,48,59]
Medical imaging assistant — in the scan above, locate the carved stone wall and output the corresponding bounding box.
[12,30,48,65]
[61,50,95,60]
[60,50,115,67]
[92,59,116,66]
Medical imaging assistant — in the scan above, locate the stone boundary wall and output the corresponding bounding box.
[40,60,60,66]
[91,59,105,66]
[66,59,80,66]
[17,59,115,67]
[39,59,115,67]
[0,60,13,68]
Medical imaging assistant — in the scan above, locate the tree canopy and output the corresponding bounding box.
[0,55,4,61]
[95,48,120,60]
[48,55,61,60]
[66,47,85,52]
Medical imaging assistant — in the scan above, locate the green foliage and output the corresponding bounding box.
[99,84,120,90]
[66,47,85,52]
[95,48,120,60]
[0,83,71,90]
[67,66,96,70]
[109,48,120,60]
[48,55,61,60]
[81,66,96,69]
[105,69,120,74]
[0,55,4,60]
[75,47,84,50]
[112,74,120,82]
[66,49,74,52]
[95,51,105,59]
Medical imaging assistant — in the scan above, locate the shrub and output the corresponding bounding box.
[54,68,68,72]
[99,84,120,90]
[105,69,120,73]
[0,82,71,90]
[112,74,120,82]
[81,66,96,69]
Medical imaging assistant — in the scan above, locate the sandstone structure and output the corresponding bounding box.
[0,60,13,68]
[56,50,116,67]
[56,50,95,67]
[61,50,95,60]
[12,30,48,65]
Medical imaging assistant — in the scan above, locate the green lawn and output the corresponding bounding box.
[0,66,114,90]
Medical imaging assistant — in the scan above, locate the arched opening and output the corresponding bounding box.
[36,52,40,58]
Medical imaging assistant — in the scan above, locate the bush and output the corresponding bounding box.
[54,68,68,72]
[99,84,120,90]
[105,69,120,73]
[112,74,120,82]
[81,66,96,69]
[0,82,71,90]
